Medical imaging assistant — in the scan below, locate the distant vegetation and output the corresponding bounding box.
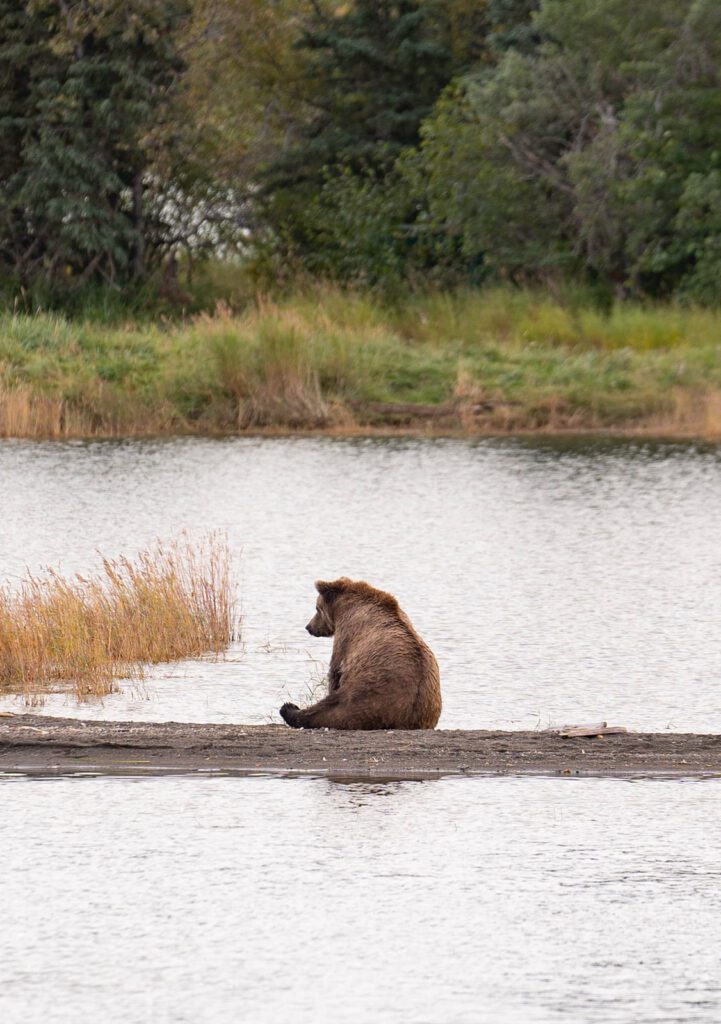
[1,0,721,308]
[0,535,237,701]
[2,288,721,437]
[2,2,720,439]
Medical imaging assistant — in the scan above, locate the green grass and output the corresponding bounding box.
[1,286,721,436]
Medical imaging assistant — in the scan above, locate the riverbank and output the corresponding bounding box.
[2,288,721,440]
[2,716,720,778]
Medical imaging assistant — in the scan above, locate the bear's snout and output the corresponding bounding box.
[306,612,332,637]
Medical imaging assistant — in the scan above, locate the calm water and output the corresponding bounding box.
[1,773,720,1024]
[2,437,721,1024]
[0,435,720,730]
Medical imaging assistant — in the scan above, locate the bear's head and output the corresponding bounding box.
[305,577,399,636]
[305,578,351,636]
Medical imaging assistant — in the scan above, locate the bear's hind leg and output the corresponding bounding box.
[279,702,302,727]
[279,693,369,730]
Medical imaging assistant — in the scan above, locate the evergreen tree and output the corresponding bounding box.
[272,0,458,185]
[260,0,478,263]
[488,0,541,54]
[0,2,59,284]
[0,0,194,301]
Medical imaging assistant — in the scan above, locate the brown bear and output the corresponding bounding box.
[279,577,442,730]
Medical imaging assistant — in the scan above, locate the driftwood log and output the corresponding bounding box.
[544,721,629,738]
[347,399,506,423]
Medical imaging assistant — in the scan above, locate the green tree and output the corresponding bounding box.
[487,0,541,54]
[611,0,721,295]
[0,0,209,303]
[270,1,456,181]
[181,0,318,186]
[259,0,486,272]
[410,0,721,299]
[0,1,59,288]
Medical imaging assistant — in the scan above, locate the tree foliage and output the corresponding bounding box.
[2,0,721,304]
[0,0,207,301]
[256,0,487,276]
[412,0,721,298]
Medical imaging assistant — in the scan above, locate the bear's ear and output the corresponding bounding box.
[315,578,350,602]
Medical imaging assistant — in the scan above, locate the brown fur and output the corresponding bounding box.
[279,578,442,730]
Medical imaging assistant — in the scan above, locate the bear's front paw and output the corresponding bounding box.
[280,702,300,726]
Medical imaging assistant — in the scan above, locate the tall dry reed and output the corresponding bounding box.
[0,533,238,702]
[0,385,78,438]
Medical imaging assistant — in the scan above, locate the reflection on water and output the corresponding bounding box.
[1,774,720,1024]
[1,435,720,731]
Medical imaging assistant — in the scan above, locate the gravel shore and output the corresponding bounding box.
[1,715,720,778]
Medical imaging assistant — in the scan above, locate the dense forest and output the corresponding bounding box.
[2,0,721,307]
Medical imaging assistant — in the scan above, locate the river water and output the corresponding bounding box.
[1,436,720,1023]
[2,773,721,1024]
[1,436,720,730]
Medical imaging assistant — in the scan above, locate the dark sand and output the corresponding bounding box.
[1,715,720,778]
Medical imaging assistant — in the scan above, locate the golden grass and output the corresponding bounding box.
[650,388,721,439]
[0,384,78,438]
[0,383,184,439]
[0,533,238,702]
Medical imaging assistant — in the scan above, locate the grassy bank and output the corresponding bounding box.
[0,534,237,702]
[2,288,721,438]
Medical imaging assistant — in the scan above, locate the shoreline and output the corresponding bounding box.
[1,422,721,443]
[2,716,720,779]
